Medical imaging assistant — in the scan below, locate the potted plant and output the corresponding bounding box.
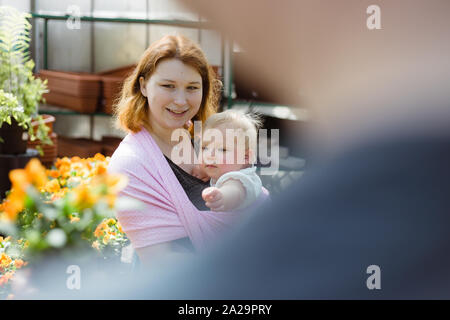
[0,6,50,155]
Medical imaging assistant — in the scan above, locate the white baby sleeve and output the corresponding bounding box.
[214,167,262,210]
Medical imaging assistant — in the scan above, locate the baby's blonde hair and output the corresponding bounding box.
[203,109,262,161]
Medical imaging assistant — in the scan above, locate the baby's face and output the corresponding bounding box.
[201,125,248,180]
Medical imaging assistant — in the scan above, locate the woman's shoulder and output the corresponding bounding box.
[108,132,153,173]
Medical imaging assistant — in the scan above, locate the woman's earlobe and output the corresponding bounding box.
[139,76,147,97]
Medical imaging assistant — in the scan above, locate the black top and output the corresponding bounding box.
[164,156,209,252]
[164,156,210,211]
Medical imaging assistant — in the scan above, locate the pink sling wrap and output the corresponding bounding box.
[107,128,269,251]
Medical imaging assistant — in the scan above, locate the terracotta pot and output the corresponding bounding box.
[27,132,58,168]
[0,118,29,155]
[38,70,102,113]
[98,65,136,114]
[43,91,100,114]
[100,135,122,157]
[58,136,103,158]
[39,70,102,97]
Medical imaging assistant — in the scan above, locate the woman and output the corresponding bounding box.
[107,35,268,266]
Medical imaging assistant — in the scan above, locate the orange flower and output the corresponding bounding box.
[55,157,72,178]
[9,159,48,193]
[2,193,24,221]
[71,156,81,162]
[24,158,48,189]
[46,169,60,179]
[14,259,25,269]
[94,222,107,238]
[55,157,71,169]
[94,162,107,176]
[0,275,7,286]
[9,169,30,194]
[93,153,106,162]
[0,253,12,268]
[0,271,14,287]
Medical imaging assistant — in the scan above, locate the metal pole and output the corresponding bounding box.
[43,18,48,69]
[145,0,149,48]
[227,39,233,110]
[90,0,95,73]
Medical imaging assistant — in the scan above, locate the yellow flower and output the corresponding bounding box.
[72,183,99,210]
[92,240,100,250]
[69,215,80,223]
[71,162,84,172]
[117,222,123,234]
[105,194,116,208]
[44,179,60,194]
[102,234,111,245]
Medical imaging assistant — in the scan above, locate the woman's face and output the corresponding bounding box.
[140,58,203,133]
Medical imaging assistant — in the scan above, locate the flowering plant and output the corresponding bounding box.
[0,154,142,299]
[92,218,129,258]
[0,6,50,151]
[0,154,139,255]
[0,236,27,299]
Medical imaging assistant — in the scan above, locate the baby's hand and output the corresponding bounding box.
[202,187,225,211]
[192,165,210,182]
[183,120,193,130]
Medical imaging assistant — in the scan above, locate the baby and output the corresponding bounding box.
[199,110,263,211]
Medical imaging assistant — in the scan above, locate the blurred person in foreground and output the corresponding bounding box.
[20,0,450,299]
[115,0,450,299]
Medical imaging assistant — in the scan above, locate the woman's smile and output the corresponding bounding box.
[166,107,189,117]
